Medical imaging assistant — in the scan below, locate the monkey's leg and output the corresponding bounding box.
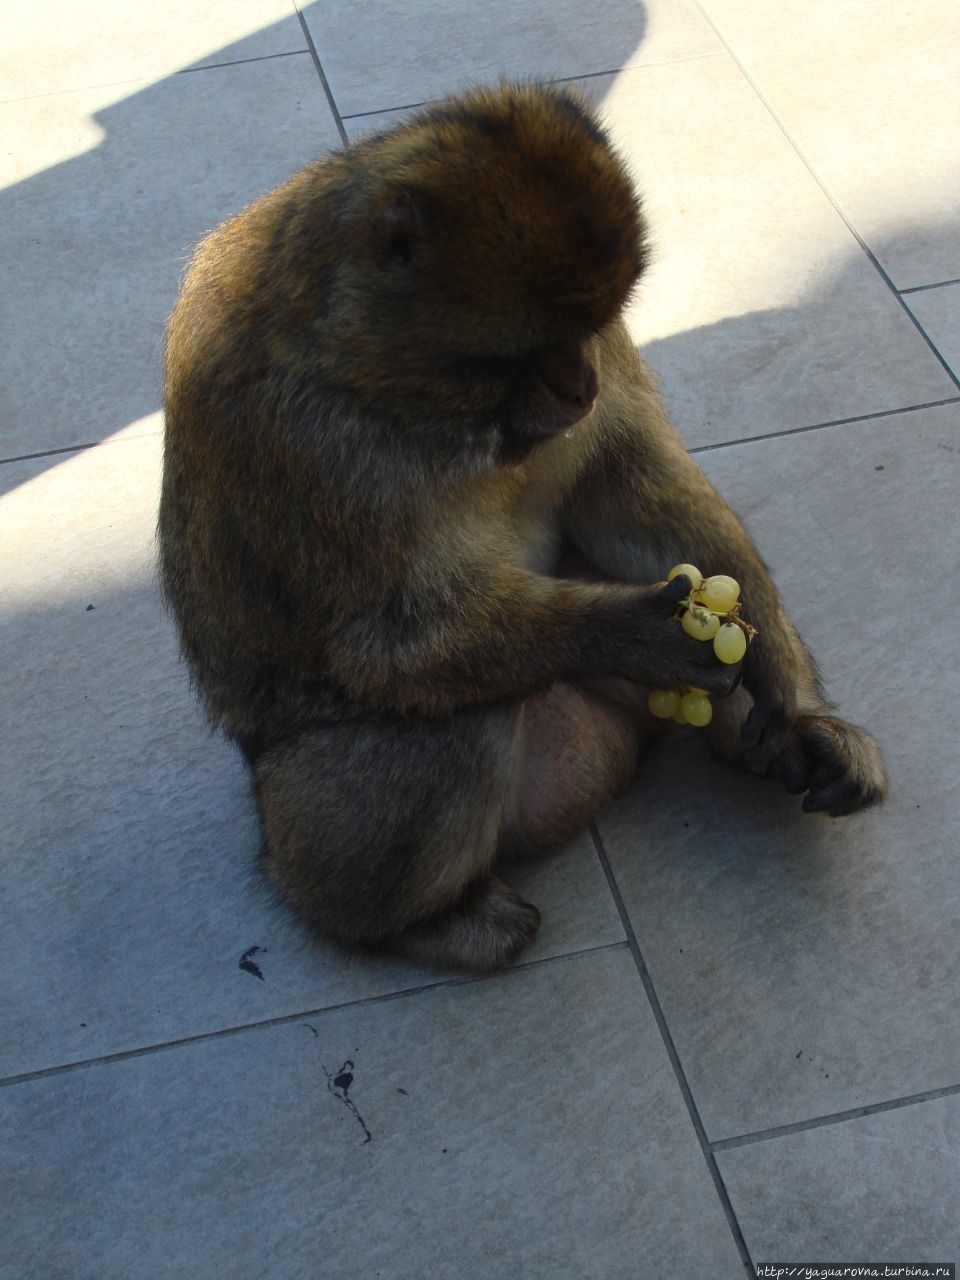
[704,682,886,815]
[252,712,541,972]
[499,680,657,859]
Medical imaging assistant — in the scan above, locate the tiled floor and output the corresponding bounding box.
[2,1,958,1276]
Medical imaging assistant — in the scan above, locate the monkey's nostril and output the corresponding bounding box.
[541,365,598,407]
[538,344,599,407]
[542,373,596,409]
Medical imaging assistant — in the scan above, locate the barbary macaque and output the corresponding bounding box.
[159,83,886,971]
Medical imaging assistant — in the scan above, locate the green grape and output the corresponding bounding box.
[648,689,681,719]
[667,563,703,591]
[672,706,688,724]
[680,691,713,727]
[681,605,721,640]
[714,622,747,664]
[698,575,740,613]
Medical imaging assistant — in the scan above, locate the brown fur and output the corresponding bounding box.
[159,83,886,972]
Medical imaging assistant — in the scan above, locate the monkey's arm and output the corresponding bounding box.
[563,322,886,814]
[323,559,736,719]
[567,325,819,720]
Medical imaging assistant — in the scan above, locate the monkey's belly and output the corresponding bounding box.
[503,682,638,843]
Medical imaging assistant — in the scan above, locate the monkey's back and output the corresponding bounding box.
[159,159,368,743]
[159,82,644,748]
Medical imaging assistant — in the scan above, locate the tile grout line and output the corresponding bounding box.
[341,98,430,122]
[293,2,348,146]
[553,51,729,82]
[2,442,102,465]
[588,823,755,1276]
[5,396,957,472]
[176,50,309,76]
[1,432,163,467]
[691,0,960,395]
[687,396,960,454]
[900,278,960,295]
[338,53,730,122]
[0,941,628,1091]
[710,1079,960,1153]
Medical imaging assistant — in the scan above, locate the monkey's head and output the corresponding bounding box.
[322,84,648,455]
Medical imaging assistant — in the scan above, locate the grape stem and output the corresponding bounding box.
[676,595,759,639]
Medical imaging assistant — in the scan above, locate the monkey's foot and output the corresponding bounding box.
[397,876,540,972]
[767,714,887,817]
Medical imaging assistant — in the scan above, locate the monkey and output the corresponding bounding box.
[158,82,886,973]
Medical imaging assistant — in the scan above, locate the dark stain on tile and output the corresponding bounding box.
[239,945,265,980]
[324,1058,372,1144]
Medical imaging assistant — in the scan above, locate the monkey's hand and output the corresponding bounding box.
[754,713,887,816]
[624,575,742,696]
[739,680,796,772]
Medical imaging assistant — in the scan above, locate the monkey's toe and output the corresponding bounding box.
[792,714,887,817]
[802,771,885,817]
[397,877,541,973]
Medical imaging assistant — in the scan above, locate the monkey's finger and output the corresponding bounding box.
[799,724,856,812]
[674,640,741,695]
[740,703,765,747]
[802,776,864,817]
[742,703,791,772]
[800,752,848,812]
[782,760,812,794]
[804,750,886,814]
[768,736,811,792]
[655,575,692,609]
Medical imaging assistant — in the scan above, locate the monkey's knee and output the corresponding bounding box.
[252,716,523,962]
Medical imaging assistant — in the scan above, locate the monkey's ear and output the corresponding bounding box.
[371,190,425,269]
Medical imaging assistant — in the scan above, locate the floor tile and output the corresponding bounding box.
[1,57,338,460]
[0,949,746,1280]
[596,403,960,1140]
[1,0,304,101]
[698,0,960,289]
[578,59,958,446]
[0,436,624,1079]
[302,0,720,118]
[905,283,960,380]
[718,1094,960,1261]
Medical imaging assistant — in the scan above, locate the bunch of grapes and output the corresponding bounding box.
[647,563,757,727]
